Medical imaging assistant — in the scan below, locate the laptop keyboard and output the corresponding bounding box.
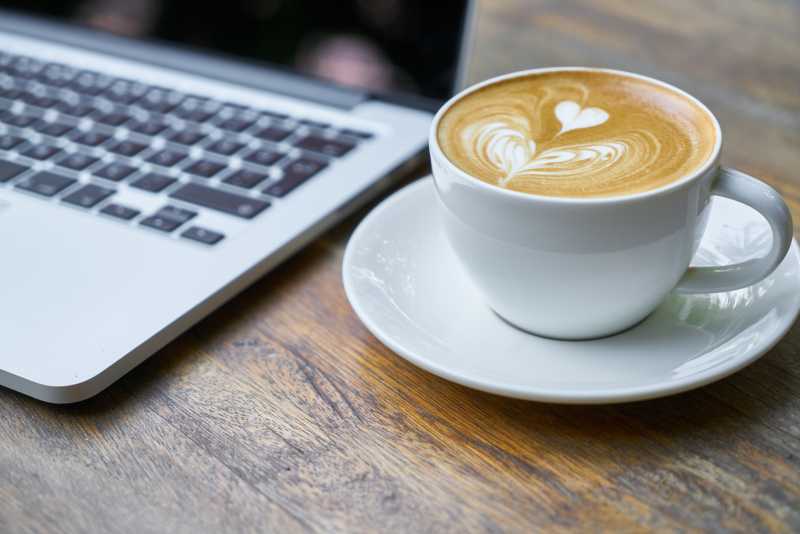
[0,51,375,245]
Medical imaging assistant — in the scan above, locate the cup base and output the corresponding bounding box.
[490,307,653,341]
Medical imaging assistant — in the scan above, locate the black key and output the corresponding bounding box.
[95,162,136,182]
[128,119,169,136]
[206,139,245,155]
[15,171,76,196]
[174,99,218,122]
[216,116,256,132]
[69,71,111,96]
[0,86,22,100]
[57,152,100,171]
[94,111,130,127]
[254,125,292,142]
[294,134,355,157]
[108,140,147,157]
[103,79,147,104]
[140,214,182,233]
[34,120,73,137]
[169,129,206,146]
[259,110,289,121]
[36,63,76,87]
[156,205,197,224]
[100,203,139,220]
[10,57,44,78]
[298,119,329,129]
[55,99,94,117]
[170,182,269,219]
[147,149,187,167]
[181,226,224,245]
[22,144,61,161]
[223,169,268,189]
[61,183,115,208]
[137,89,183,113]
[340,128,374,139]
[264,157,327,197]
[0,135,24,151]
[130,172,176,193]
[71,131,110,146]
[20,93,58,108]
[0,160,27,182]
[2,113,37,128]
[244,148,283,167]
[184,159,225,178]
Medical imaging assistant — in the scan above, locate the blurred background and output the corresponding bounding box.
[2,0,467,100]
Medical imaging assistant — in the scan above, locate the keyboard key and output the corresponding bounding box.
[0,160,27,182]
[298,119,329,129]
[71,131,110,146]
[147,149,187,167]
[259,110,289,121]
[206,139,245,155]
[20,93,58,108]
[156,205,197,224]
[61,183,115,208]
[108,140,147,157]
[169,129,206,146]
[340,128,374,139]
[184,159,225,178]
[2,113,37,128]
[181,226,224,245]
[22,144,61,161]
[264,157,327,197]
[216,116,256,132]
[55,99,94,117]
[94,111,131,127]
[223,169,268,189]
[140,214,182,233]
[137,89,183,113]
[130,172,176,193]
[34,120,73,137]
[0,86,22,100]
[10,57,44,79]
[175,100,218,123]
[294,134,355,157]
[0,135,24,151]
[57,152,100,171]
[244,148,283,167]
[103,79,147,104]
[36,63,76,87]
[95,162,136,182]
[15,171,76,196]
[100,203,140,220]
[254,125,292,142]
[128,119,169,136]
[170,182,269,219]
[69,71,111,96]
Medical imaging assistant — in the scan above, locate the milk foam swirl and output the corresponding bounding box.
[437,71,716,198]
[469,117,662,190]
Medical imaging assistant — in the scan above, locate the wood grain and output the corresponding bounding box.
[2,1,799,532]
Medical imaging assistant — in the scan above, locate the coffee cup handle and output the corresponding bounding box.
[675,168,794,294]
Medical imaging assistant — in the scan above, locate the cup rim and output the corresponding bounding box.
[429,66,723,205]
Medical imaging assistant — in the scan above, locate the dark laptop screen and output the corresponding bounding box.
[1,0,470,101]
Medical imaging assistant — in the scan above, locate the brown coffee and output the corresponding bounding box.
[436,69,717,198]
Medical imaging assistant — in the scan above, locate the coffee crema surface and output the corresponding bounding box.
[437,70,717,198]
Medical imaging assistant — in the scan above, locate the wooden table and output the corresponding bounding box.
[2,1,799,532]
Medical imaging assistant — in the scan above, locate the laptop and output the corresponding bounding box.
[0,1,475,403]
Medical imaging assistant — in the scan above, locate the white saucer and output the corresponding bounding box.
[343,178,800,404]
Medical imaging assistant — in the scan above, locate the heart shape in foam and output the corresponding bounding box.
[555,100,609,135]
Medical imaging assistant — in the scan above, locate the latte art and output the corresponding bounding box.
[437,70,717,198]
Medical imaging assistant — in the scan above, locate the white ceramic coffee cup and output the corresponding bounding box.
[429,67,794,340]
